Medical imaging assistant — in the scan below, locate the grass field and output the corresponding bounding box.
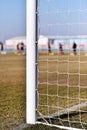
[38,52,87,130]
[0,52,87,130]
[0,53,26,130]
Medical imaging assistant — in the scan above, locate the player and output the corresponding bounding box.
[17,43,19,51]
[72,42,77,55]
[21,42,24,51]
[59,43,64,55]
[48,43,51,53]
[0,42,3,51]
[16,42,25,55]
[48,42,54,55]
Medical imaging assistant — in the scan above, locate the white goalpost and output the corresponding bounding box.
[26,0,37,124]
[26,0,87,129]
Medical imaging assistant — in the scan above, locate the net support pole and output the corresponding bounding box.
[26,0,38,124]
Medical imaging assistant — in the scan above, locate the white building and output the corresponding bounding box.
[5,36,26,51]
[38,35,49,50]
[5,35,49,51]
[5,35,87,51]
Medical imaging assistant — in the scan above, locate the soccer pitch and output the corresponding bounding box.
[0,52,87,130]
[0,54,26,130]
[38,52,87,129]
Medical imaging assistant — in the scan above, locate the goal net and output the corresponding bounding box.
[37,0,87,130]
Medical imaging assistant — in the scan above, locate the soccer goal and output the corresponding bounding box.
[26,0,87,129]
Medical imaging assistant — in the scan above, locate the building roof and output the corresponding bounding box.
[6,35,87,43]
[46,35,87,39]
[6,36,26,41]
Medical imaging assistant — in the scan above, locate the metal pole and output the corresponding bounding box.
[26,0,38,124]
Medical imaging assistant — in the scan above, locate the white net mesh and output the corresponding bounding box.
[38,0,87,129]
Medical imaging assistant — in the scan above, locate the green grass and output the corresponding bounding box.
[0,52,87,130]
[38,52,87,129]
[23,124,62,130]
[0,54,26,130]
